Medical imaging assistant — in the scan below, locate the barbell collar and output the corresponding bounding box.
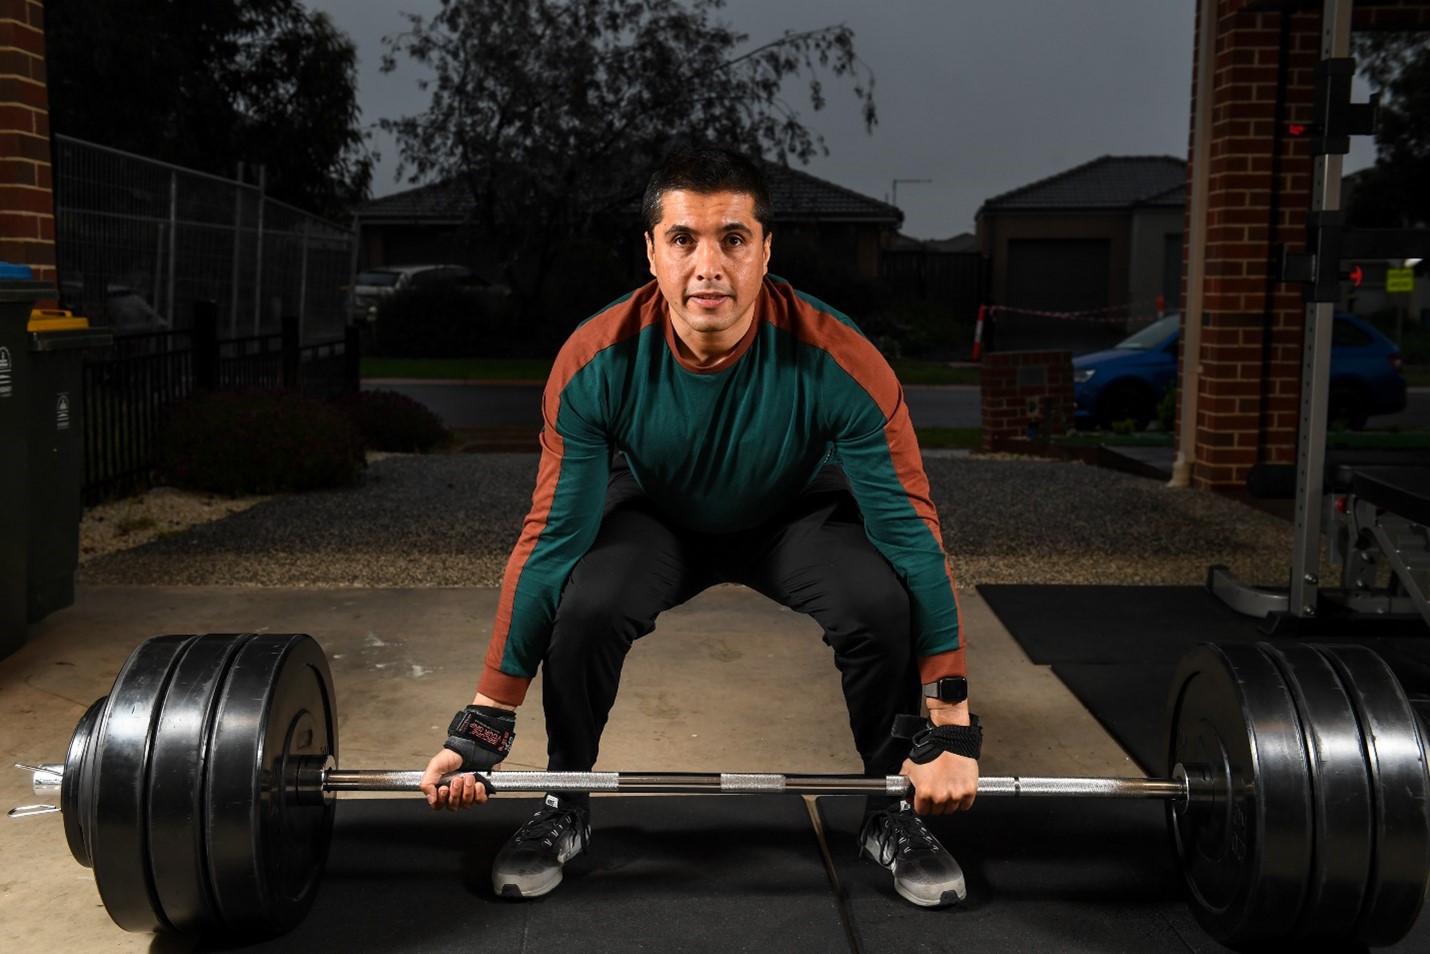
[15,763,63,799]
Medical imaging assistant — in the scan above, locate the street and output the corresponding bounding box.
[365,380,1430,433]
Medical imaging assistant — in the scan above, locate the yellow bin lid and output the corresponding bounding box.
[29,308,90,331]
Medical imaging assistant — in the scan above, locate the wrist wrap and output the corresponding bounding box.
[443,705,516,772]
[892,713,983,763]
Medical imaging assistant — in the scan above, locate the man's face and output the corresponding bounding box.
[645,189,771,362]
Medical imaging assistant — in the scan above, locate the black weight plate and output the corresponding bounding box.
[206,633,337,935]
[89,635,195,933]
[147,633,256,933]
[1165,642,1313,944]
[1316,644,1430,948]
[1258,643,1372,939]
[61,696,106,868]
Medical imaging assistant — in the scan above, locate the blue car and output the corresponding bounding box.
[1073,311,1406,431]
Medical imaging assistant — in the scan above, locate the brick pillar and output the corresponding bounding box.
[0,0,56,282]
[1185,0,1430,490]
[979,350,1074,449]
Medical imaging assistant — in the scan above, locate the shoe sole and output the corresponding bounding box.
[894,881,965,908]
[495,868,563,900]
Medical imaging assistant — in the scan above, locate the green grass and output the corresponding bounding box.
[914,427,982,450]
[888,359,979,386]
[1405,366,1430,387]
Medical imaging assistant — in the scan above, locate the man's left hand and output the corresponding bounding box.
[901,699,979,815]
[901,750,979,815]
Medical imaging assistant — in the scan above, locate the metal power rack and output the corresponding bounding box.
[1208,0,1430,633]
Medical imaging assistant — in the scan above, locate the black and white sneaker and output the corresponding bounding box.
[858,800,966,907]
[491,795,591,899]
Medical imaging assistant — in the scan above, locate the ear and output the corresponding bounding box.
[645,232,656,277]
[761,231,772,275]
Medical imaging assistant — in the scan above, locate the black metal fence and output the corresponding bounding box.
[82,303,359,503]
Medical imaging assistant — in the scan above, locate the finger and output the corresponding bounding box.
[442,777,463,812]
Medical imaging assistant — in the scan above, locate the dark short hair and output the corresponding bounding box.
[641,143,773,236]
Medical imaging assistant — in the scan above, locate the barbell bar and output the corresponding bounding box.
[9,631,1430,947]
[19,763,1191,800]
[325,768,1193,799]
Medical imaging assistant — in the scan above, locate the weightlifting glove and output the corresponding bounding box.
[892,713,983,763]
[443,705,516,775]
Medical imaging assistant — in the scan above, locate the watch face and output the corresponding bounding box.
[928,677,967,702]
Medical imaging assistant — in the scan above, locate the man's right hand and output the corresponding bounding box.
[420,747,498,811]
[421,701,517,811]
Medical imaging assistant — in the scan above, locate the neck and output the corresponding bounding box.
[671,316,755,369]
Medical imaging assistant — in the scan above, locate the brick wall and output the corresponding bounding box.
[979,350,1074,449]
[0,0,55,281]
[1183,0,1430,490]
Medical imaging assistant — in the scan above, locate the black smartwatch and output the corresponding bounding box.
[922,676,968,704]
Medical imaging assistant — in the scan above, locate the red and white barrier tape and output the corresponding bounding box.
[985,296,1168,325]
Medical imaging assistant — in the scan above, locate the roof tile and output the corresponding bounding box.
[980,155,1187,213]
[358,162,902,225]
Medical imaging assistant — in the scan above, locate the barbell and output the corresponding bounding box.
[9,631,1430,946]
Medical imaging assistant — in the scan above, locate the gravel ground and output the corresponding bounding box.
[76,451,1300,589]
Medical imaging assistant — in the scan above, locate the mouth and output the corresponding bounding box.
[686,288,732,309]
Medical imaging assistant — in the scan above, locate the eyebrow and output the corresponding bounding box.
[663,222,756,239]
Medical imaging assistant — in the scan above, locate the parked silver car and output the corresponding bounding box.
[349,264,480,324]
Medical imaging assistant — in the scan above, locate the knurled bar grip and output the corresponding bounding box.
[321,769,1190,800]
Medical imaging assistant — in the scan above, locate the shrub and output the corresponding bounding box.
[333,389,451,453]
[1157,383,1178,433]
[158,388,366,495]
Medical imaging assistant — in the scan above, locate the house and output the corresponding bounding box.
[976,155,1187,353]
[882,231,983,323]
[354,163,904,286]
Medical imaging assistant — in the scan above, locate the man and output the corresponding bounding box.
[420,144,979,908]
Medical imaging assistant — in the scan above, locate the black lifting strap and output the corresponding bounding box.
[892,713,983,763]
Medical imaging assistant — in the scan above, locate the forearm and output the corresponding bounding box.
[472,692,517,711]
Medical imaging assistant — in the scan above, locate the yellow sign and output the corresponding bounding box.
[1386,268,1415,293]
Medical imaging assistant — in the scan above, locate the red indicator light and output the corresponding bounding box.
[1349,265,1363,287]
[1289,123,1307,136]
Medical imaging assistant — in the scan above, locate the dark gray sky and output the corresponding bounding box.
[307,0,1376,240]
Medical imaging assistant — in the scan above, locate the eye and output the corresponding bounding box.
[725,234,744,247]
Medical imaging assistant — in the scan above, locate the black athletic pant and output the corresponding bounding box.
[541,462,922,811]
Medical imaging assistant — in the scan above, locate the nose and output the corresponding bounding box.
[693,239,722,282]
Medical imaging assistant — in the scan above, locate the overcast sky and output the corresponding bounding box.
[306,0,1376,240]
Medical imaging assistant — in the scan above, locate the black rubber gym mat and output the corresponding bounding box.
[818,794,1221,953]
[978,584,1266,666]
[196,794,848,953]
[818,794,1430,953]
[980,584,1430,773]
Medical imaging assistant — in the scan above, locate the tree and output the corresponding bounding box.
[1347,31,1430,229]
[45,0,372,221]
[380,0,876,318]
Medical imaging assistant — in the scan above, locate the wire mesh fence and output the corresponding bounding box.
[52,135,356,343]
